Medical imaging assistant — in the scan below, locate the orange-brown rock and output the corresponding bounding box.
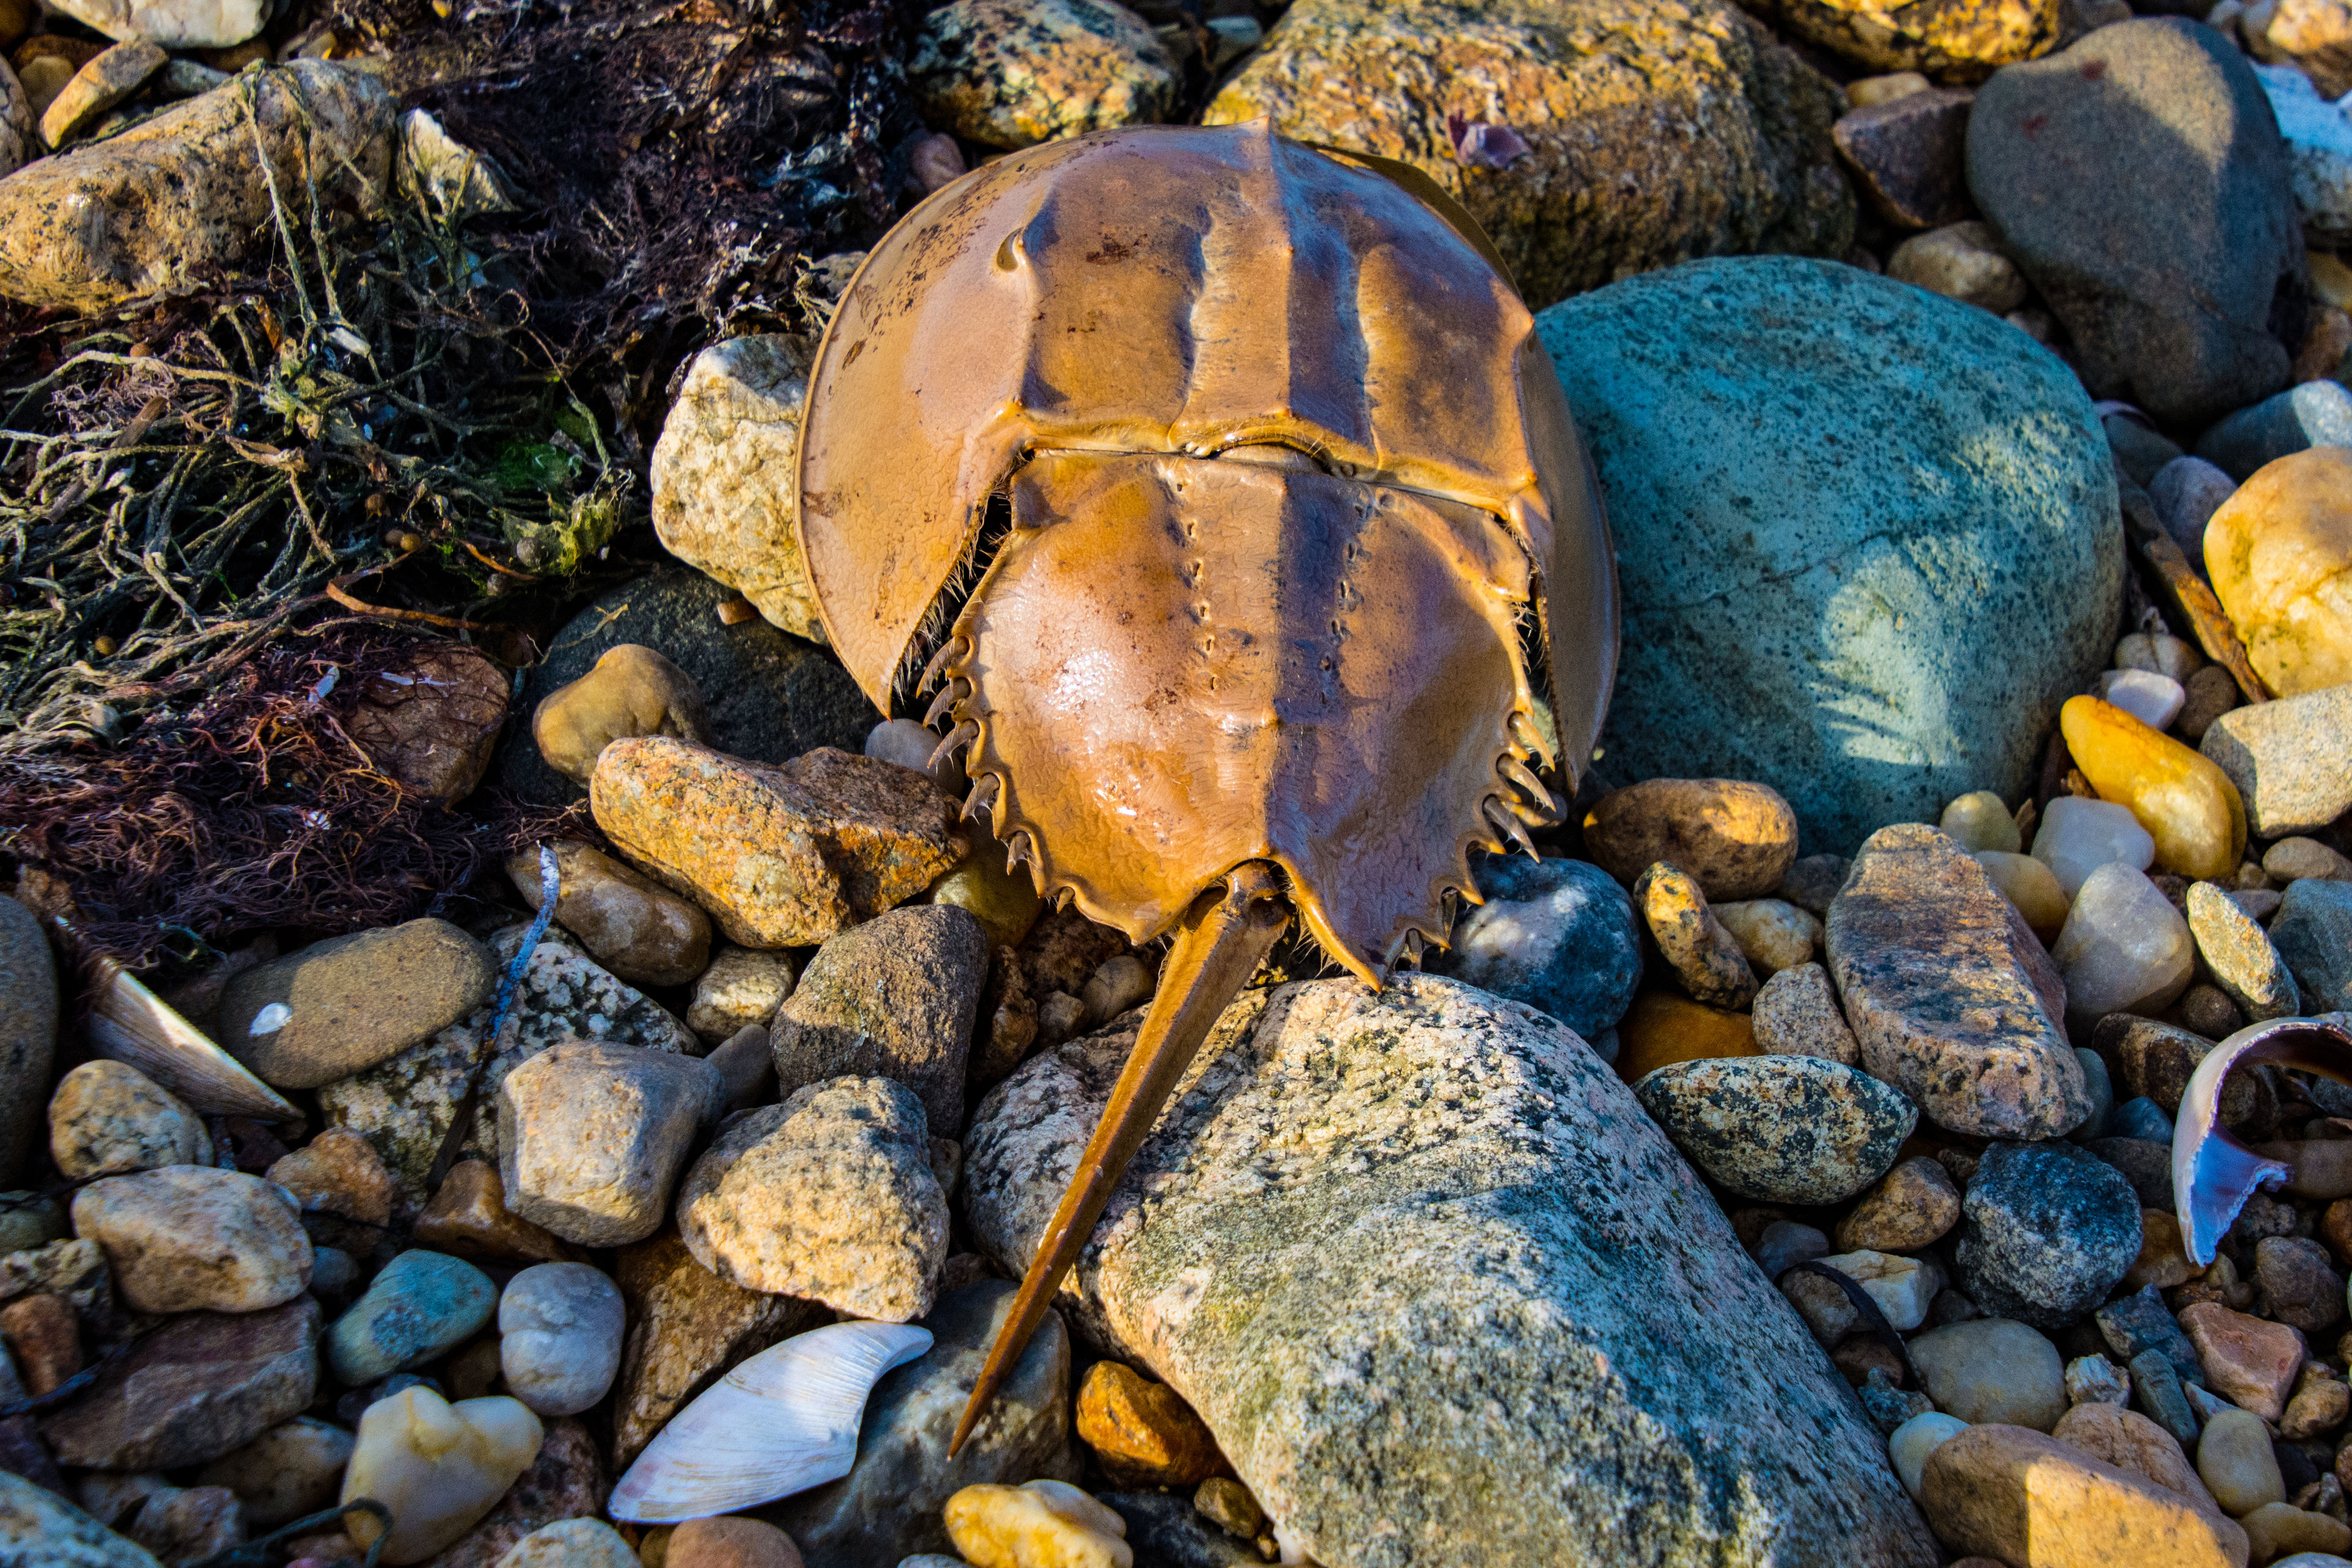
[610,1232,824,1470]
[2060,697,2245,882]
[1634,862,1759,1009]
[413,1159,584,1266]
[2048,1403,2233,1533]
[343,642,510,804]
[2204,446,2352,697]
[1613,990,1759,1082]
[1920,1423,2250,1568]
[507,840,712,990]
[1077,1360,1224,1488]
[1582,779,1800,900]
[2178,1301,2305,1422]
[266,1127,395,1234]
[532,644,712,786]
[590,740,963,949]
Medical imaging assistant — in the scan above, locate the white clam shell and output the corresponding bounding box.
[607,1319,933,1523]
[85,957,298,1121]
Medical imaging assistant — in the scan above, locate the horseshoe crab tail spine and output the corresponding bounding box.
[949,861,1292,1458]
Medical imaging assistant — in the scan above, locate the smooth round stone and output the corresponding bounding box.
[2176,665,2242,742]
[1953,1140,2142,1331]
[2060,696,2246,880]
[1906,1317,2068,1431]
[195,1416,353,1529]
[506,839,711,990]
[2149,455,2237,561]
[2052,862,2196,1027]
[328,1250,497,1385]
[1815,1248,1943,1330]
[1837,1156,1962,1253]
[497,1262,624,1417]
[70,1165,311,1314]
[1611,990,1757,1082]
[2110,1097,2173,1144]
[1751,1219,1830,1281]
[532,643,710,785]
[2196,379,2352,481]
[1751,962,1860,1065]
[1941,791,2021,853]
[2115,633,2204,684]
[2244,1506,2352,1565]
[1712,899,1820,976]
[1429,856,1642,1039]
[2267,835,2352,882]
[1632,1055,1916,1205]
[0,1191,65,1255]
[668,1516,807,1568]
[2204,445,2352,696]
[1973,850,2070,940]
[2094,668,2186,732]
[342,1386,543,1564]
[2071,1046,2114,1142]
[46,1060,202,1179]
[945,1480,1129,1568]
[1889,1411,1969,1499]
[2198,1406,2286,1515]
[494,1517,638,1567]
[2031,797,2156,900]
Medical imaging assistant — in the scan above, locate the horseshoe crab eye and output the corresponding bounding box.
[1215,443,1325,473]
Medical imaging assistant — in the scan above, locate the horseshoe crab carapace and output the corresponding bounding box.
[793,121,1621,1451]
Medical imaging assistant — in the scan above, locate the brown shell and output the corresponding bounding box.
[796,121,1618,978]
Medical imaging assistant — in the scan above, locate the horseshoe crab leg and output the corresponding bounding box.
[2175,1013,2352,1265]
[949,861,1292,1456]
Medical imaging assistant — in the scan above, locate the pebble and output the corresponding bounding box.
[494,1517,638,1567]
[2269,836,2352,881]
[2051,862,2197,1027]
[2179,667,2247,747]
[2032,796,2158,899]
[1833,88,1973,230]
[2066,1353,2131,1408]
[1580,778,1800,900]
[195,1416,353,1529]
[2151,456,2239,562]
[2180,1300,2307,1422]
[911,0,1175,148]
[2199,378,2352,480]
[2060,696,2247,880]
[1751,1219,1830,1280]
[1886,221,2027,312]
[2204,445,2352,696]
[2097,1287,2205,1390]
[2202,684,2352,840]
[2095,668,2188,731]
[1749,963,1861,1066]
[37,37,160,146]
[1887,1412,1967,1507]
[772,905,987,1135]
[1921,1423,2247,1567]
[1632,861,1758,1009]
[1195,1477,1264,1541]
[45,1060,202,1178]
[1427,855,1643,1039]
[1860,1368,1934,1435]
[2117,633,2206,685]
[2275,878,2352,1012]
[944,1479,1130,1568]
[1953,1140,2142,1331]
[2123,1209,2198,1291]
[413,1159,582,1266]
[267,1126,396,1237]
[666,1516,806,1568]
[1776,854,1852,916]
[2050,1401,2220,1524]
[1972,849,2070,940]
[532,643,711,786]
[1848,72,1931,108]
[1825,824,2085,1140]
[1611,990,1757,1080]
[685,948,794,1047]
[1838,1156,1963,1253]
[1907,1317,2068,1430]
[341,1386,543,1565]
[929,835,1047,954]
[219,918,499,1091]
[1817,1249,1945,1331]
[592,740,963,948]
[1077,1360,1221,1488]
[498,1262,624,1417]
[2187,880,2303,1022]
[43,1296,320,1469]
[0,1191,63,1257]
[2130,1349,2203,1450]
[0,1292,74,1395]
[1711,898,1820,975]
[1941,791,2021,853]
[2073,1045,2116,1141]
[508,840,712,990]
[1632,1054,1914,1205]
[2200,1404,2287,1515]
[2101,1016,2230,1119]
[1080,955,1153,1028]
[328,1249,497,1386]
[676,1076,948,1321]
[2256,1236,2345,1334]
[2285,1362,2352,1439]
[430,1413,603,1568]
[2245,1504,2352,1563]
[71,1165,310,1314]
[496,1041,723,1246]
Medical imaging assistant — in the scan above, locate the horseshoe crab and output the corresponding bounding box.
[793,121,1621,1447]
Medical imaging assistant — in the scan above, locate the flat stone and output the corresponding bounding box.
[593,741,963,949]
[1825,824,2085,1140]
[0,898,59,1189]
[43,1298,319,1469]
[530,644,711,789]
[1833,89,1973,228]
[328,1250,497,1386]
[773,1281,1080,1568]
[1751,962,1861,1065]
[911,0,1177,149]
[1953,1141,2143,1331]
[2180,1301,2305,1421]
[674,1077,946,1322]
[1966,19,2304,426]
[1632,862,1758,1010]
[2273,879,2352,1012]
[508,841,711,990]
[1580,779,1800,902]
[1920,1423,2251,1568]
[1201,0,1852,312]
[962,974,1939,1564]
[1633,1054,1914,1205]
[37,40,162,148]
[71,1166,310,1314]
[195,1417,352,1529]
[2096,1286,2205,1387]
[496,1041,722,1247]
[2187,880,2302,1022]
[687,946,796,1045]
[1540,260,2117,851]
[46,1061,202,1179]
[1906,1317,2068,1430]
[1426,854,1642,1039]
[2201,684,2352,837]
[218,918,497,1091]
[1837,1155,1962,1253]
[47,0,266,48]
[0,1470,161,1566]
[771,906,986,1136]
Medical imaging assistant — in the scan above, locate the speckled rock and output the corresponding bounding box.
[1955,1142,2143,1332]
[676,1077,946,1322]
[508,841,711,991]
[2186,880,2301,1022]
[1632,861,1759,1010]
[1540,260,2118,850]
[911,0,1177,149]
[2274,880,2352,1012]
[771,906,986,1136]
[328,1250,497,1386]
[43,1297,320,1469]
[421,1415,603,1568]
[1838,1156,1963,1253]
[1201,0,1852,312]
[1580,779,1801,901]
[687,945,796,1044]
[1751,962,1861,1065]
[496,1042,722,1247]
[962,974,1939,1565]
[46,1062,202,1179]
[2201,684,2352,838]
[1634,1054,1915,1205]
[1736,0,2057,80]
[0,1470,162,1566]
[217,918,496,1090]
[593,740,963,950]
[1826,825,2085,1139]
[71,1166,311,1314]
[1427,855,1642,1039]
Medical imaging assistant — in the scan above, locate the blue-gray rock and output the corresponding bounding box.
[2110,1096,2173,1144]
[2105,412,2185,486]
[2194,380,2352,481]
[1966,18,2304,426]
[0,897,56,1189]
[326,1250,496,1385]
[1632,1054,1917,1205]
[2273,879,2352,1012]
[1956,1142,2143,1332]
[2201,684,2352,837]
[2128,1349,2201,1448]
[1427,855,1642,1039]
[0,1469,160,1566]
[2098,1285,2204,1387]
[963,974,1939,1565]
[2069,1046,2114,1143]
[1537,257,2119,853]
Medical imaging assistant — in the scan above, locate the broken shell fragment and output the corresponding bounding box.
[2174,1013,2352,1265]
[606,1319,933,1523]
[83,956,298,1121]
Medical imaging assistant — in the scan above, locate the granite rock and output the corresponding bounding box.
[46,1062,202,1179]
[70,1166,311,1315]
[508,841,712,991]
[327,1250,497,1386]
[2187,880,2301,1022]
[2273,879,2352,1012]
[910,0,1177,149]
[0,1471,162,1566]
[771,906,986,1136]
[1751,962,1861,1065]
[1832,88,1975,228]
[1634,1054,1915,1205]
[1739,0,2057,79]
[496,1042,723,1247]
[1954,1141,2143,1331]
[2202,684,2352,839]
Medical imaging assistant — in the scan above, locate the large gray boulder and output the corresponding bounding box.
[1538,257,2119,853]
[962,974,1939,1567]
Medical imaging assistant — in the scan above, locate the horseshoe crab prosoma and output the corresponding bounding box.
[794,121,1620,1446]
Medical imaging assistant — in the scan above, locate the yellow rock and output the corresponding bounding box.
[2060,697,2245,881]
[1975,850,2070,941]
[2239,1502,2351,1563]
[1076,1361,1222,1488]
[1920,1423,2252,1568]
[928,834,1043,951]
[342,1387,543,1566]
[2204,446,2352,696]
[946,1479,1133,1568]
[1614,990,1758,1082]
